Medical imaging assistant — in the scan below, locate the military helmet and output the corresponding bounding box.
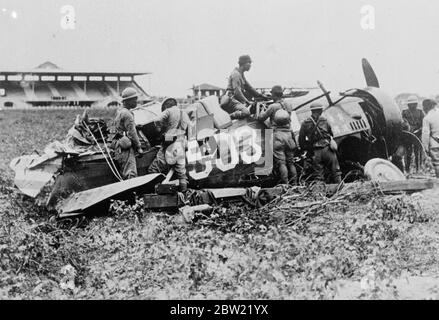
[121,87,139,101]
[406,95,418,105]
[310,102,324,111]
[271,85,283,97]
[238,55,252,65]
[117,136,132,150]
[273,109,290,126]
[422,98,437,111]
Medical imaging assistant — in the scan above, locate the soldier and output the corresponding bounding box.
[258,85,297,185]
[148,98,190,192]
[402,95,424,173]
[220,54,268,120]
[113,87,143,180]
[422,99,439,177]
[298,102,341,183]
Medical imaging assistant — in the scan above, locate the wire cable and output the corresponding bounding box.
[83,122,123,181]
[96,123,124,181]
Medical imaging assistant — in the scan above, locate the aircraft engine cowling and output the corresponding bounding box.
[351,87,404,159]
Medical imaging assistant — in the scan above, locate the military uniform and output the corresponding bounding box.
[220,67,262,119]
[113,107,141,179]
[299,115,341,183]
[422,107,439,177]
[258,99,297,184]
[148,105,190,190]
[402,108,424,172]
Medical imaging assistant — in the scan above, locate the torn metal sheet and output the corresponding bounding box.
[9,155,63,198]
[132,103,161,125]
[60,173,165,214]
[206,188,248,199]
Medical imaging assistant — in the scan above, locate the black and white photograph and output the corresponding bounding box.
[1,0,439,304]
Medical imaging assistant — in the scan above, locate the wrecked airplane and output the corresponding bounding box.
[9,58,407,217]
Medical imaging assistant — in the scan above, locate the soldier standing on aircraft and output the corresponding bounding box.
[298,102,341,183]
[258,85,297,185]
[113,87,143,180]
[402,95,424,173]
[148,98,191,192]
[220,55,268,120]
[422,99,439,178]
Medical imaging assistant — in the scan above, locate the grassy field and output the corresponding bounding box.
[1,109,439,300]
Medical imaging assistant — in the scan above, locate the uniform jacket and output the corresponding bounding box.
[422,107,439,150]
[402,108,424,133]
[226,67,261,103]
[299,115,333,150]
[154,105,191,143]
[258,99,293,129]
[114,107,141,150]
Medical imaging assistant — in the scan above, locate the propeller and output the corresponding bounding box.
[362,58,380,88]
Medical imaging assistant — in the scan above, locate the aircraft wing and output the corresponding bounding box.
[59,173,165,216]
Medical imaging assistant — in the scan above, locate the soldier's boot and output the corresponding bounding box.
[230,107,250,120]
[288,163,298,185]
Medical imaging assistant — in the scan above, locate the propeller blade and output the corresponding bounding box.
[362,58,380,88]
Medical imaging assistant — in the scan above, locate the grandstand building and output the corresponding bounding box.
[0,61,151,108]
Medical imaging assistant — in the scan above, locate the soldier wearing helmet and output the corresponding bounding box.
[258,85,297,184]
[421,99,439,177]
[298,102,341,183]
[220,55,269,119]
[147,97,190,192]
[112,87,143,180]
[402,95,424,173]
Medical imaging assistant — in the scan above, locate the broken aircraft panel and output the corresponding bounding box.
[59,173,165,215]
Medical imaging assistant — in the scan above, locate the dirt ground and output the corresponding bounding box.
[1,109,439,300]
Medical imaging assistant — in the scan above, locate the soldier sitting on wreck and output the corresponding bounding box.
[220,55,268,120]
[258,85,297,185]
[112,87,144,180]
[148,98,191,192]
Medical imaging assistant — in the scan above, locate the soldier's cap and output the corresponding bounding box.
[310,102,324,111]
[406,95,418,105]
[161,97,178,111]
[238,55,252,65]
[121,87,140,101]
[271,85,283,96]
[422,99,437,109]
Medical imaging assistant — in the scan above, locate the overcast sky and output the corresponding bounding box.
[0,0,438,98]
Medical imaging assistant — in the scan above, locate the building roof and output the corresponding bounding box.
[0,61,150,76]
[36,61,60,70]
[192,83,224,91]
